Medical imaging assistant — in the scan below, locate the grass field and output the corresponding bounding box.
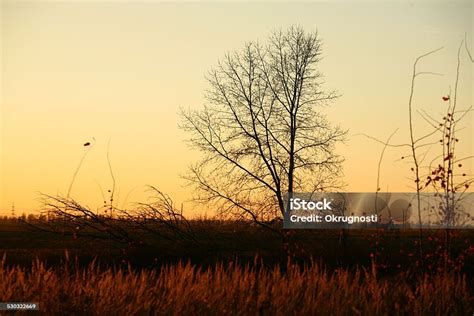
[1,257,472,315]
[0,218,473,315]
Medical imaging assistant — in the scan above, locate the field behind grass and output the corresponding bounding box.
[1,219,473,272]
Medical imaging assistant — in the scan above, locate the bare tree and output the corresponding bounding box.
[181,26,346,227]
[32,188,197,246]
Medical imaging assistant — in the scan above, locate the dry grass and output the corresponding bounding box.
[0,256,472,315]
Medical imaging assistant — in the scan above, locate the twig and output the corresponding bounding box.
[107,139,116,217]
[67,138,95,199]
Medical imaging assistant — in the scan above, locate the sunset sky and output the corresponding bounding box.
[1,0,472,216]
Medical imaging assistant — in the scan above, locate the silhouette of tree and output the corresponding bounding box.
[181,26,346,227]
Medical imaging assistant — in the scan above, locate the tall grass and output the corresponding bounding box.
[0,256,471,315]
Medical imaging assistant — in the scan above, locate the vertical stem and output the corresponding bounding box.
[408,57,424,264]
[407,47,443,266]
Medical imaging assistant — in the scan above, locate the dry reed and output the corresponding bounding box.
[0,256,471,315]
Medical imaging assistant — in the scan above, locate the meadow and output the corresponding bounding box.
[0,218,473,315]
[1,256,471,315]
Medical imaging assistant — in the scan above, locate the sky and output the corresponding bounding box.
[1,0,472,216]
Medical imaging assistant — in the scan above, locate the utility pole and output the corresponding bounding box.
[11,202,15,218]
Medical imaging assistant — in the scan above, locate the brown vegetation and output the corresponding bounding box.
[1,256,472,315]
